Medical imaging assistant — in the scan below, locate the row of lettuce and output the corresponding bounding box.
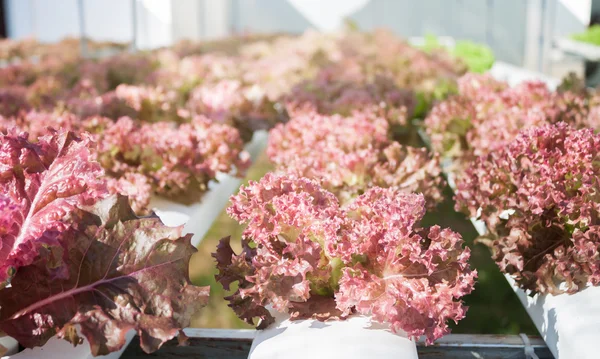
[2,27,594,356]
[426,74,600,296]
[213,46,600,348]
[0,29,474,214]
[0,29,477,356]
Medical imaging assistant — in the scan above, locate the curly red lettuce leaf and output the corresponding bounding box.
[213,236,274,329]
[0,130,105,287]
[0,195,209,355]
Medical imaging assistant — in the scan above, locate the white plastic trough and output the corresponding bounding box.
[555,37,600,62]
[3,330,135,359]
[488,61,560,90]
[249,314,418,359]
[0,336,18,358]
[150,130,269,247]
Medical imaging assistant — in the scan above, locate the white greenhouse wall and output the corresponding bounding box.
[135,0,172,49]
[6,0,80,42]
[171,0,202,42]
[2,0,594,68]
[5,0,171,49]
[82,0,134,43]
[233,0,590,70]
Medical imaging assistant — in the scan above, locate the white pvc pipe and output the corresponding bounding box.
[4,330,135,359]
[249,314,418,359]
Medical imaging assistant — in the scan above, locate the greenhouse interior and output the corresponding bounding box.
[1,0,600,358]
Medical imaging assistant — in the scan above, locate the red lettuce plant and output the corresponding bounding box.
[238,30,342,103]
[335,29,465,88]
[97,116,250,208]
[455,123,600,295]
[99,53,157,90]
[338,29,465,117]
[237,28,464,127]
[66,91,137,121]
[0,87,30,117]
[0,63,37,88]
[186,79,283,141]
[25,75,66,110]
[187,80,246,123]
[424,73,594,169]
[285,65,416,130]
[267,109,444,208]
[113,84,187,123]
[214,174,475,344]
[60,77,135,120]
[105,172,153,214]
[0,130,209,355]
[147,52,239,93]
